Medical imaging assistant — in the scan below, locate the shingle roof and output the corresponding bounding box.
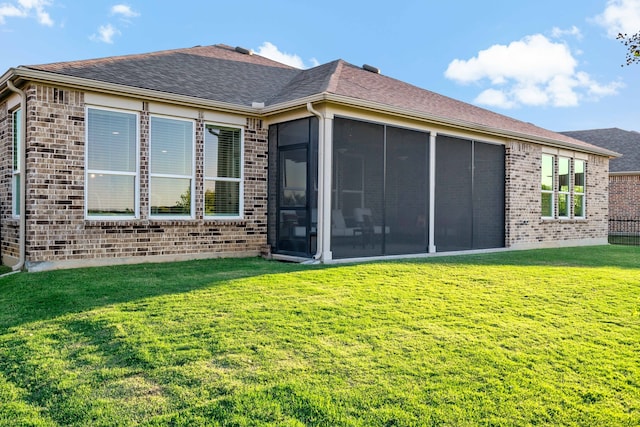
[20,43,614,156]
[27,45,299,106]
[560,128,640,173]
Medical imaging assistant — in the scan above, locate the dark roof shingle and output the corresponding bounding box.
[28,45,299,106]
[21,44,615,156]
[560,128,640,172]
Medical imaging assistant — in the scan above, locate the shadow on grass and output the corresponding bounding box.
[0,257,319,331]
[1,246,637,330]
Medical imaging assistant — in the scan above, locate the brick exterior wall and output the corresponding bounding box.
[2,84,268,270]
[609,175,640,218]
[505,140,609,248]
[1,83,612,270]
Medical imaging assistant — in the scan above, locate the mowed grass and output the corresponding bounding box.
[0,246,639,426]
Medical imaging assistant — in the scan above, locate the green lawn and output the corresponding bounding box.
[0,246,639,426]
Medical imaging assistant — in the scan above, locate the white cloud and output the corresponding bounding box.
[475,89,516,109]
[256,42,316,69]
[35,7,51,25]
[111,4,139,18]
[0,5,26,24]
[445,33,622,109]
[551,25,583,40]
[90,4,139,44]
[593,0,640,37]
[90,23,120,44]
[0,0,53,26]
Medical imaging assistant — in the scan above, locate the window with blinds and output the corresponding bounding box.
[204,124,243,217]
[86,107,138,218]
[12,109,21,217]
[150,116,195,218]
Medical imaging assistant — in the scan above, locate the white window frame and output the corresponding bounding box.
[203,122,244,220]
[574,159,586,219]
[12,108,21,218]
[149,114,196,220]
[541,154,587,220]
[541,153,555,219]
[85,106,140,220]
[557,156,571,219]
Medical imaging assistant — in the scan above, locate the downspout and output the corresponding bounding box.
[306,103,324,260]
[6,80,26,271]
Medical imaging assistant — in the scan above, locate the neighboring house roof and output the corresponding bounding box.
[0,43,618,157]
[560,128,640,173]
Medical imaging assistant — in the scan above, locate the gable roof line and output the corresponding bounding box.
[1,65,619,158]
[26,44,296,72]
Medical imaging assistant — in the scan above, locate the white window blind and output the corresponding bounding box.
[86,108,138,217]
[204,125,242,217]
[150,116,194,217]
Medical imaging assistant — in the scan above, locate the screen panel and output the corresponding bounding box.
[435,136,473,252]
[473,142,505,249]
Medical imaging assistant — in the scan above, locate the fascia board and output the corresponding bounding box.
[610,171,640,176]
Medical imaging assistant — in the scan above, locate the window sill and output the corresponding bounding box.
[541,218,588,223]
[84,218,247,228]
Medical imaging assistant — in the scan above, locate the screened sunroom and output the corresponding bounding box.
[268,115,505,261]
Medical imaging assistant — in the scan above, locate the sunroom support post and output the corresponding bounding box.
[306,103,333,262]
[428,132,437,253]
[321,113,334,262]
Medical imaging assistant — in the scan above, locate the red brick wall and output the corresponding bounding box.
[609,175,640,218]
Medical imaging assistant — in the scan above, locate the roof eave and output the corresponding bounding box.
[306,94,620,158]
[1,67,260,116]
[610,171,640,176]
[0,68,622,158]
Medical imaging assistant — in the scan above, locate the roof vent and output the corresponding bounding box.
[362,64,380,74]
[235,46,253,55]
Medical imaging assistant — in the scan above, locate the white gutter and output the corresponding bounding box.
[306,103,324,261]
[6,80,26,271]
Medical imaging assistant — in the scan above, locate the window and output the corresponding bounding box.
[204,124,243,218]
[86,107,138,218]
[150,116,194,218]
[558,157,570,218]
[541,154,586,219]
[12,109,21,217]
[541,154,554,218]
[574,159,585,218]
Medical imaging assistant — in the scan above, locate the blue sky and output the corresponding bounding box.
[1,0,639,132]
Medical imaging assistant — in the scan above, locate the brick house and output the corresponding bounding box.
[0,44,617,271]
[561,128,639,219]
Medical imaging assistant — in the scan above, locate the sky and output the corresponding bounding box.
[1,0,639,133]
